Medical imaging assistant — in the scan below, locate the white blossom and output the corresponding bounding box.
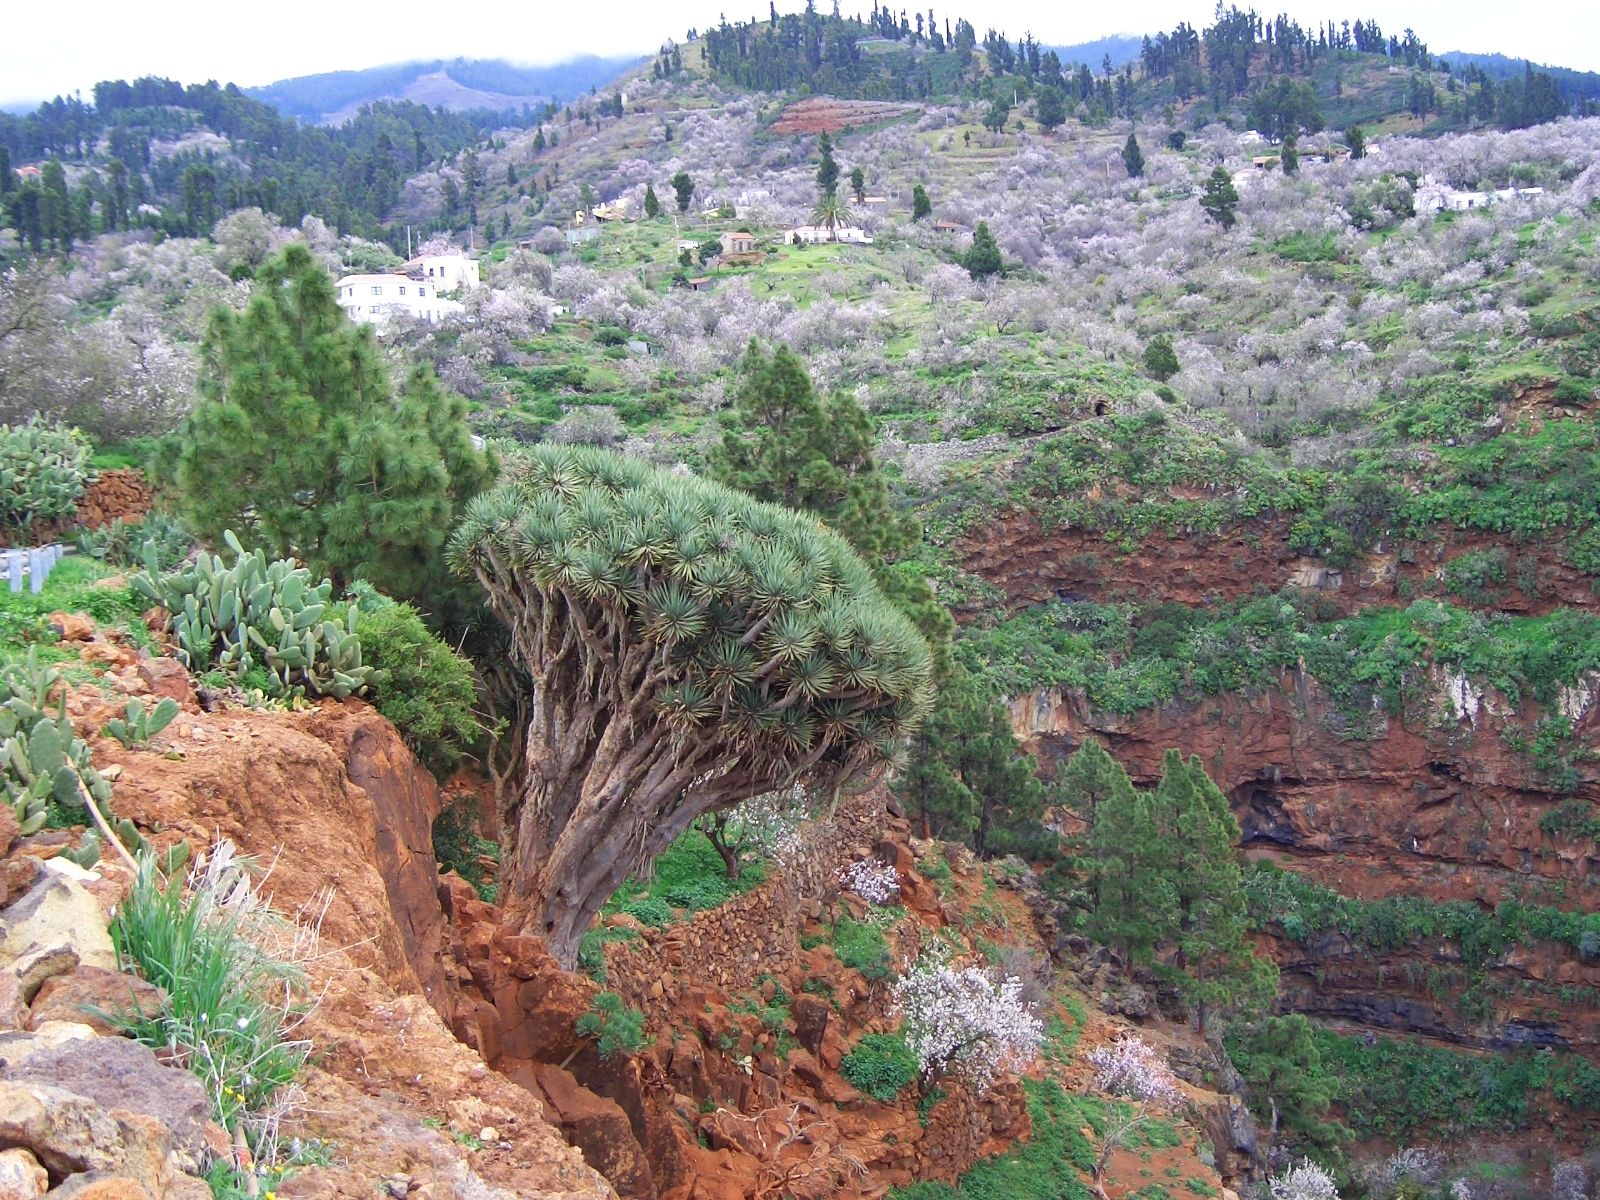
[1269,1160,1341,1200]
[891,961,1042,1092]
[838,859,900,905]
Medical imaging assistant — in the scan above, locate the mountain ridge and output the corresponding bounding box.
[244,54,643,125]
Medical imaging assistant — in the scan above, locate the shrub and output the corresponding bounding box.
[133,533,374,701]
[575,991,649,1059]
[842,1032,919,1101]
[352,595,481,779]
[893,961,1043,1092]
[0,417,92,544]
[832,916,894,981]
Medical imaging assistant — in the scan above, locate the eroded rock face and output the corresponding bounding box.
[1010,668,1600,1053]
[79,694,616,1200]
[957,512,1598,619]
[99,699,450,1007]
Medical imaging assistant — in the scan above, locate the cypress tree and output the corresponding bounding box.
[175,244,495,603]
[816,132,840,198]
[1122,131,1145,177]
[644,183,661,218]
[911,184,931,221]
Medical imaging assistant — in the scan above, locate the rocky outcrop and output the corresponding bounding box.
[438,796,1039,1200]
[1009,663,1600,1054]
[957,511,1597,618]
[27,670,616,1200]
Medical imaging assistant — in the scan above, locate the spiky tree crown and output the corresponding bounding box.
[451,445,933,786]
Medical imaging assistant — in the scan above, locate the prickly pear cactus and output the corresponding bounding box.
[1,648,115,836]
[132,530,374,701]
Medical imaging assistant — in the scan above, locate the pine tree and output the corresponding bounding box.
[709,342,952,659]
[850,166,866,203]
[963,220,1002,279]
[1281,134,1299,175]
[1088,776,1173,967]
[1199,167,1240,230]
[1344,124,1366,159]
[1142,335,1180,382]
[1151,752,1274,1033]
[1122,132,1145,177]
[1231,1014,1350,1150]
[911,183,932,221]
[643,183,661,218]
[1056,739,1136,910]
[175,245,494,602]
[1036,86,1067,132]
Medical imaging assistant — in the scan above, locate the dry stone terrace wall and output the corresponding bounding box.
[601,786,891,1024]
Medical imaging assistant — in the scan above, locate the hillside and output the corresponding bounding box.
[247,55,644,125]
[6,6,1600,1200]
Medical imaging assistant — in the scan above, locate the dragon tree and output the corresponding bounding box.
[450,445,934,965]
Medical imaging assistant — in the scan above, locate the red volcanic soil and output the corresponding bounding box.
[769,95,922,134]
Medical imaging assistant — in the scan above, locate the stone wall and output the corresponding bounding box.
[602,787,891,1025]
[74,469,153,530]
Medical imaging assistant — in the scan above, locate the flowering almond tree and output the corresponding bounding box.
[892,962,1043,1093]
[450,445,933,965]
[1086,1034,1187,1200]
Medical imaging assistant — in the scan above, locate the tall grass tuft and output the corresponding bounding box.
[110,842,314,1174]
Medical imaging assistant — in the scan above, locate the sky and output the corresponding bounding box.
[4,0,1597,109]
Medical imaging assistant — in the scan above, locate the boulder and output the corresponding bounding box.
[38,1174,151,1200]
[0,808,19,859]
[28,967,165,1036]
[529,1063,653,1200]
[0,1081,125,1179]
[0,1021,97,1065]
[47,613,96,643]
[0,1147,47,1200]
[0,871,115,973]
[4,1039,211,1174]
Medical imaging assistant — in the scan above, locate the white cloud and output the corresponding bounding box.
[4,0,1596,110]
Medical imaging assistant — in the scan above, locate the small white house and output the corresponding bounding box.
[403,252,481,294]
[1414,174,1544,215]
[787,225,873,245]
[336,274,464,327]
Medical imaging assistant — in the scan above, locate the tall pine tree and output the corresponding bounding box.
[176,244,495,603]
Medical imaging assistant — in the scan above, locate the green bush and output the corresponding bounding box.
[1441,547,1510,603]
[0,417,92,544]
[352,595,481,779]
[432,795,499,901]
[842,1032,919,1101]
[111,852,310,1132]
[831,916,894,981]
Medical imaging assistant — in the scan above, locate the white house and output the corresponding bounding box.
[1414,174,1544,215]
[336,274,464,326]
[403,252,481,294]
[787,224,873,245]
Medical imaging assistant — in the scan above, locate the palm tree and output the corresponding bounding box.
[811,194,854,242]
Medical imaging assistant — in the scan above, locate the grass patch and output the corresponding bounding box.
[110,846,313,1185]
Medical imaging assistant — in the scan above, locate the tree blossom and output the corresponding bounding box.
[838,859,900,905]
[891,962,1042,1093]
[1269,1161,1341,1200]
[1085,1035,1185,1200]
